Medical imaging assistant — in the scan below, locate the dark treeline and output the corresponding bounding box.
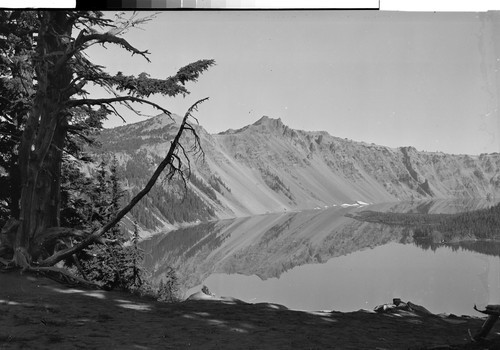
[119,154,218,230]
[415,238,500,257]
[350,202,500,243]
[260,167,295,202]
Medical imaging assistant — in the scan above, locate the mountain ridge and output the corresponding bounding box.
[95,114,500,234]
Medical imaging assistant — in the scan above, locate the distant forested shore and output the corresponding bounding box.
[348,202,500,244]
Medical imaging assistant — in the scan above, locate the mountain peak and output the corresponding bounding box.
[218,116,287,135]
[253,115,283,127]
[250,116,289,135]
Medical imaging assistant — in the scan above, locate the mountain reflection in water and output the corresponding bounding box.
[141,199,500,315]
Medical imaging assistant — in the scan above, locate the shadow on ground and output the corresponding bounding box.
[0,270,497,349]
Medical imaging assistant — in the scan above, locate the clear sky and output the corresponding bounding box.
[86,10,500,155]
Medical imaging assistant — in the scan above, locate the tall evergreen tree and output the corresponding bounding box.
[0,11,37,227]
[0,11,214,276]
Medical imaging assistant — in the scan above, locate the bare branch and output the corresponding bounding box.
[76,32,150,60]
[56,31,150,73]
[109,11,159,36]
[105,103,127,124]
[68,11,114,30]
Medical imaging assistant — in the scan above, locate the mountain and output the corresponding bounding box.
[95,114,500,234]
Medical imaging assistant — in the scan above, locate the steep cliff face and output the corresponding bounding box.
[97,114,500,231]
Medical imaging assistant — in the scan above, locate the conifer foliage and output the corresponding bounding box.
[59,154,148,291]
[0,10,215,287]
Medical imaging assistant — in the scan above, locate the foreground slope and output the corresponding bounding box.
[97,114,500,231]
[0,270,491,350]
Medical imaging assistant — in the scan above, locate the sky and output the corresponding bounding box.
[85,9,500,155]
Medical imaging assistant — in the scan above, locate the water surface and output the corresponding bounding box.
[142,199,500,315]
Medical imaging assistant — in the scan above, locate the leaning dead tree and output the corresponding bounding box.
[39,97,208,268]
[0,10,214,279]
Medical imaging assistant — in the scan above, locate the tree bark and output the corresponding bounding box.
[4,10,213,271]
[15,11,73,263]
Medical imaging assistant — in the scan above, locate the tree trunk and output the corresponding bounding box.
[15,11,73,263]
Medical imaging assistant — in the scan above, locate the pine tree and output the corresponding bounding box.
[0,11,214,273]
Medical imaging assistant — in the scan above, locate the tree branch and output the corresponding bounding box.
[38,97,209,267]
[56,31,150,72]
[67,96,172,117]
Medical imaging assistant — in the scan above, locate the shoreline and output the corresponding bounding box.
[1,270,498,349]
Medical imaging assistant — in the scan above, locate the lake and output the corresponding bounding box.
[141,199,500,316]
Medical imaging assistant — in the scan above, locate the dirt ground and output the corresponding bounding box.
[1,270,499,349]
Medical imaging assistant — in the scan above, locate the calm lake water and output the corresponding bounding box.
[142,199,500,316]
